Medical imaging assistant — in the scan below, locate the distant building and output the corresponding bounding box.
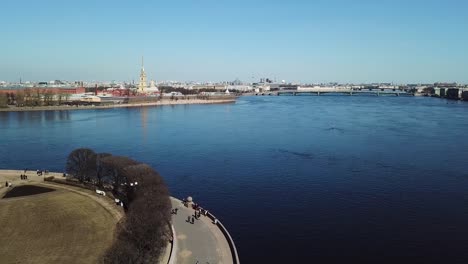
[277,84,298,91]
[0,87,85,95]
[226,85,253,92]
[145,80,160,93]
[191,84,226,91]
[435,82,457,88]
[138,57,147,93]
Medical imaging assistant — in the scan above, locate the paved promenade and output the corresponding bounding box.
[170,197,234,264]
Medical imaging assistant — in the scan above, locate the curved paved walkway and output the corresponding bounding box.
[170,197,233,264]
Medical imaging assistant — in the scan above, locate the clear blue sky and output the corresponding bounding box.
[1,0,467,83]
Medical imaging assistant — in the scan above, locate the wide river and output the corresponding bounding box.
[1,96,468,263]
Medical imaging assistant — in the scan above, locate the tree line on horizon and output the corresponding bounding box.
[0,89,71,107]
[65,148,172,264]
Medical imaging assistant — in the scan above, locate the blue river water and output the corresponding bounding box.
[1,96,468,263]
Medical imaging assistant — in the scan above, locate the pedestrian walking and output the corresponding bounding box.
[187,216,191,223]
[191,216,195,224]
[174,208,178,214]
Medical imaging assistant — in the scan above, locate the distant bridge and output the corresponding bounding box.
[254,89,413,96]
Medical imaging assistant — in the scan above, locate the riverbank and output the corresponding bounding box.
[0,98,236,112]
[0,170,239,264]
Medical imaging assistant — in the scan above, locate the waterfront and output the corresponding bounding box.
[0,97,236,112]
[1,96,468,263]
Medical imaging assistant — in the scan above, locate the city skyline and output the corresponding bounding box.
[1,0,468,83]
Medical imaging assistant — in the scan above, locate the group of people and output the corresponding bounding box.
[195,206,218,225]
[192,202,201,210]
[4,181,12,187]
[181,198,190,207]
[36,169,48,176]
[186,215,196,224]
[171,208,179,215]
[179,197,219,225]
[192,204,209,217]
[185,208,217,225]
[17,168,48,179]
[194,208,206,219]
[181,201,207,224]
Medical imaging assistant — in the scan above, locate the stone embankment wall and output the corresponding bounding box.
[205,211,240,264]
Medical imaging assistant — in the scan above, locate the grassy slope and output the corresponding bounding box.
[0,189,117,264]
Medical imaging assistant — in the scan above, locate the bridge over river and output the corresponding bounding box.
[255,89,413,96]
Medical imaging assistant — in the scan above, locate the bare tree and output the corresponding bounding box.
[57,93,63,105]
[23,89,32,106]
[121,164,166,203]
[43,90,55,106]
[63,149,172,263]
[0,93,7,108]
[100,156,140,200]
[15,91,25,106]
[6,92,15,105]
[103,163,171,264]
[94,152,112,187]
[33,89,42,106]
[65,148,97,183]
